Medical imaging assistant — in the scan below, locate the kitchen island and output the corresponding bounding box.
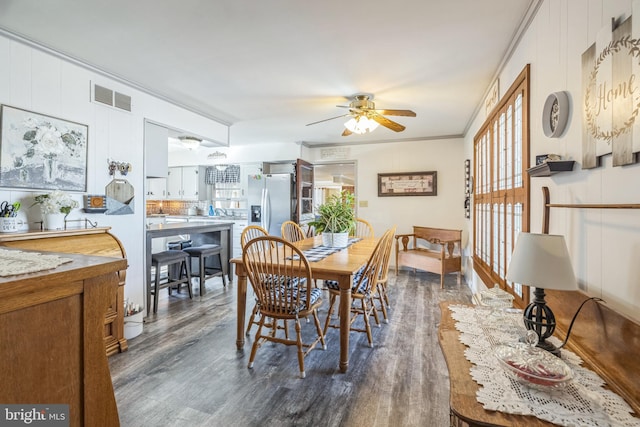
[145,221,233,317]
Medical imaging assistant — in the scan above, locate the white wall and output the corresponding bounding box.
[307,138,467,253]
[0,32,228,313]
[464,0,640,322]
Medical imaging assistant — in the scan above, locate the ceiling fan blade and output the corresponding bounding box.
[375,109,416,117]
[342,128,353,136]
[306,114,350,126]
[371,114,406,132]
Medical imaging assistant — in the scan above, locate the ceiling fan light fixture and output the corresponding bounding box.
[344,115,379,134]
[179,136,201,150]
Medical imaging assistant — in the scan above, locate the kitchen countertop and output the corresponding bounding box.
[146,221,234,233]
[147,214,247,221]
[168,215,247,223]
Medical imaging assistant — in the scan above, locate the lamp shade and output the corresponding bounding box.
[505,233,577,291]
[344,115,379,134]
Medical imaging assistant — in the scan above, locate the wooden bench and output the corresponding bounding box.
[395,226,462,288]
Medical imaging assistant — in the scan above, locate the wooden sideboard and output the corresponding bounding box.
[0,250,126,426]
[438,302,555,426]
[0,227,128,356]
[438,301,640,426]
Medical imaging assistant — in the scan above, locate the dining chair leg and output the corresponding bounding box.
[382,283,391,308]
[153,265,160,314]
[376,284,389,323]
[370,294,381,327]
[312,310,327,350]
[295,318,305,379]
[361,299,374,348]
[323,294,338,336]
[248,316,266,369]
[245,303,259,336]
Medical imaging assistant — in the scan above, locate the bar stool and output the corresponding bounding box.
[182,244,226,296]
[166,239,192,293]
[149,250,193,314]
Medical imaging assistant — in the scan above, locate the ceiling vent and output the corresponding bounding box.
[92,83,132,112]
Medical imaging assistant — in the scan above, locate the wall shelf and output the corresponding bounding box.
[527,160,575,177]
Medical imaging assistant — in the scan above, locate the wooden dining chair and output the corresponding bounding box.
[354,218,375,239]
[241,225,291,336]
[373,226,396,323]
[240,225,272,336]
[281,220,306,242]
[243,236,326,378]
[241,225,270,247]
[323,228,395,347]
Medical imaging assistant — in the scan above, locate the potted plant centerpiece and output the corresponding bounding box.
[309,190,356,248]
[31,190,79,230]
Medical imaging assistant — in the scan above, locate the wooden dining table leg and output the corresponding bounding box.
[236,264,247,350]
[338,273,353,373]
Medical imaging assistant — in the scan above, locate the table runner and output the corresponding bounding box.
[0,248,72,277]
[290,238,361,262]
[449,304,640,427]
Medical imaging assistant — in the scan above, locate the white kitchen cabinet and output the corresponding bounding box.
[166,167,182,199]
[241,162,262,198]
[144,121,168,178]
[146,178,167,200]
[167,166,207,200]
[232,220,247,258]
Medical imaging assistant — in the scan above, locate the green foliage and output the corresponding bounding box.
[308,190,356,234]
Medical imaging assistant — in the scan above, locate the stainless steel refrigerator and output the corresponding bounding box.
[247,174,294,236]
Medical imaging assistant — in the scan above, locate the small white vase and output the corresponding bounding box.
[44,213,66,230]
[322,232,349,248]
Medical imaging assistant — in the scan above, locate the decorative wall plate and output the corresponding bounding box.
[542,91,570,138]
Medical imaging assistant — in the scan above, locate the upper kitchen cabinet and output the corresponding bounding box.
[146,178,167,200]
[144,121,169,178]
[167,166,207,200]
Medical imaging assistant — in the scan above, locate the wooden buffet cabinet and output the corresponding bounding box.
[0,227,128,357]
[0,250,125,426]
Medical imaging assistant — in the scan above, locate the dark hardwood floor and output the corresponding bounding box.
[110,271,472,427]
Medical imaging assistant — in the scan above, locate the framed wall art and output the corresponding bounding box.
[0,105,88,192]
[377,171,437,197]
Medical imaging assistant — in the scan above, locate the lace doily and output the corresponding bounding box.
[0,248,72,277]
[449,304,640,427]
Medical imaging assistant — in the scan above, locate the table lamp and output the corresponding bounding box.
[505,232,578,356]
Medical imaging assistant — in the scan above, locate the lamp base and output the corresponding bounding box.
[523,287,561,357]
[535,338,561,357]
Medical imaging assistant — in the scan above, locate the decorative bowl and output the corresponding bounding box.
[494,342,573,390]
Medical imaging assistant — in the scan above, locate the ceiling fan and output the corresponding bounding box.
[306,94,416,136]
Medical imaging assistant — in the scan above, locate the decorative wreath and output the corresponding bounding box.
[584,35,640,144]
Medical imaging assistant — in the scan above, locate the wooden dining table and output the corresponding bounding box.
[231,235,379,373]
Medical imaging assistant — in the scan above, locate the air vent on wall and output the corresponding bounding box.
[114,92,132,112]
[92,83,132,112]
[94,85,113,106]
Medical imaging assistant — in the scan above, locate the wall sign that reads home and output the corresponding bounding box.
[582,12,640,169]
